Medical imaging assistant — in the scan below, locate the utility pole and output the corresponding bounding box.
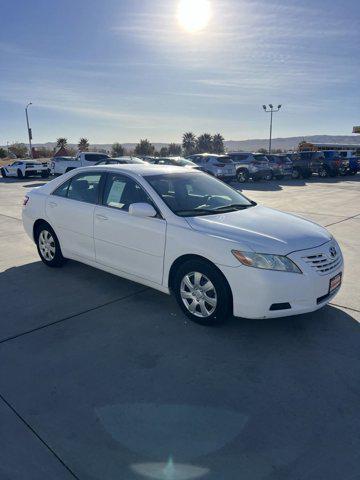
[25,102,33,158]
[262,104,282,154]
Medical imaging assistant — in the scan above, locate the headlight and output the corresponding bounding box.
[232,250,302,274]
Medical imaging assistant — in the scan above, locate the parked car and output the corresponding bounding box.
[318,151,347,178]
[22,165,343,325]
[186,154,236,181]
[251,154,273,181]
[1,160,50,179]
[267,155,293,180]
[338,150,360,175]
[50,156,75,175]
[227,152,270,183]
[96,157,145,165]
[288,151,322,179]
[51,152,110,175]
[151,157,200,169]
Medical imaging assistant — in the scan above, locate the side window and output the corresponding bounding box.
[103,174,152,212]
[67,173,102,204]
[53,179,71,198]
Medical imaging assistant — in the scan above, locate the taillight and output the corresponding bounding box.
[23,196,29,206]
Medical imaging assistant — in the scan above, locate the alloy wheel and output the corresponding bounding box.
[39,230,56,261]
[180,272,217,318]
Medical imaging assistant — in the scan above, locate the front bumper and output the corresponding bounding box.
[219,241,343,319]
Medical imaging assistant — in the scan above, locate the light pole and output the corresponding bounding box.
[25,102,33,158]
[262,104,282,154]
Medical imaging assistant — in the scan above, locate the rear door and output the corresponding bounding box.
[94,172,166,284]
[46,171,104,260]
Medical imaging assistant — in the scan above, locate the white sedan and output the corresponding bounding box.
[1,160,50,178]
[22,164,343,325]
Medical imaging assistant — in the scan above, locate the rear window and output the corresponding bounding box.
[84,154,109,162]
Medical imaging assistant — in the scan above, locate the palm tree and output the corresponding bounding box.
[212,133,225,154]
[78,138,90,152]
[182,132,197,156]
[56,138,68,149]
[196,133,213,153]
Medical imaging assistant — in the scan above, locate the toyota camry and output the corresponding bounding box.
[22,164,343,325]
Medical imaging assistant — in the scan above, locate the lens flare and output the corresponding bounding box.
[177,0,212,33]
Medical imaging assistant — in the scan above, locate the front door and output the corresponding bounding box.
[94,173,166,285]
[46,171,103,260]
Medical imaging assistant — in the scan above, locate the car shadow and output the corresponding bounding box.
[22,182,48,188]
[0,259,359,479]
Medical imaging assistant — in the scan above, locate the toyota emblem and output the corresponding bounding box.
[329,246,337,258]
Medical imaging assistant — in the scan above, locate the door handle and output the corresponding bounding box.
[49,202,57,208]
[96,214,108,221]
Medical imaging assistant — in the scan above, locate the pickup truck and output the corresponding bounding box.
[50,152,110,175]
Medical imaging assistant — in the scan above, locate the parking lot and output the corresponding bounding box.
[1,175,359,479]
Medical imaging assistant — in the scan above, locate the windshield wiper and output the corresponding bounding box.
[213,203,255,212]
[176,208,215,217]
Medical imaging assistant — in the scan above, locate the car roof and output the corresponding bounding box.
[80,163,197,177]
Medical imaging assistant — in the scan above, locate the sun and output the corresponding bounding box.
[177,0,212,33]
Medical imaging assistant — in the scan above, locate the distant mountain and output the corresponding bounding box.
[7,135,360,153]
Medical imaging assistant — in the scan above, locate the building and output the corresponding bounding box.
[298,142,360,155]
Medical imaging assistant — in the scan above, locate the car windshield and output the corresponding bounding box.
[146,172,254,217]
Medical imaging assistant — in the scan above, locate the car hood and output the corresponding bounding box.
[186,206,331,255]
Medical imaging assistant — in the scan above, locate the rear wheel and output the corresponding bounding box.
[35,224,66,268]
[291,167,301,179]
[0,168,6,178]
[173,260,232,325]
[41,169,50,178]
[236,169,249,183]
[17,169,24,179]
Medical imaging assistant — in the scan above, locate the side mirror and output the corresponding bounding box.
[129,202,157,218]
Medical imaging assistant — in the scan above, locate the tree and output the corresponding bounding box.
[56,138,68,149]
[8,142,28,158]
[168,143,182,156]
[196,133,213,153]
[134,139,155,156]
[78,138,90,152]
[36,146,53,158]
[0,148,7,158]
[257,148,268,154]
[159,146,169,157]
[111,143,125,157]
[213,133,225,154]
[182,132,197,156]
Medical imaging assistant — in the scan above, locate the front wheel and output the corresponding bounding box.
[318,165,329,178]
[173,260,232,325]
[263,171,273,181]
[1,168,6,178]
[36,224,66,268]
[17,169,24,179]
[236,169,249,183]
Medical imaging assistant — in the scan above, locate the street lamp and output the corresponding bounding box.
[25,102,33,158]
[262,104,282,154]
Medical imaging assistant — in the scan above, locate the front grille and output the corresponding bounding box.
[303,252,342,275]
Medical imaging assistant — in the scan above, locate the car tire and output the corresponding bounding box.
[264,171,273,181]
[35,223,66,268]
[236,169,249,183]
[65,167,75,173]
[41,169,50,178]
[291,167,301,179]
[318,165,329,178]
[17,169,24,179]
[173,259,232,326]
[275,174,284,180]
[1,168,6,178]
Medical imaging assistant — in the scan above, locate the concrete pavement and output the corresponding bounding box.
[0,175,359,480]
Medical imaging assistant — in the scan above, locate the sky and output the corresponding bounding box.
[0,0,359,145]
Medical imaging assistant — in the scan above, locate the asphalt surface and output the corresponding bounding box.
[0,175,359,480]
